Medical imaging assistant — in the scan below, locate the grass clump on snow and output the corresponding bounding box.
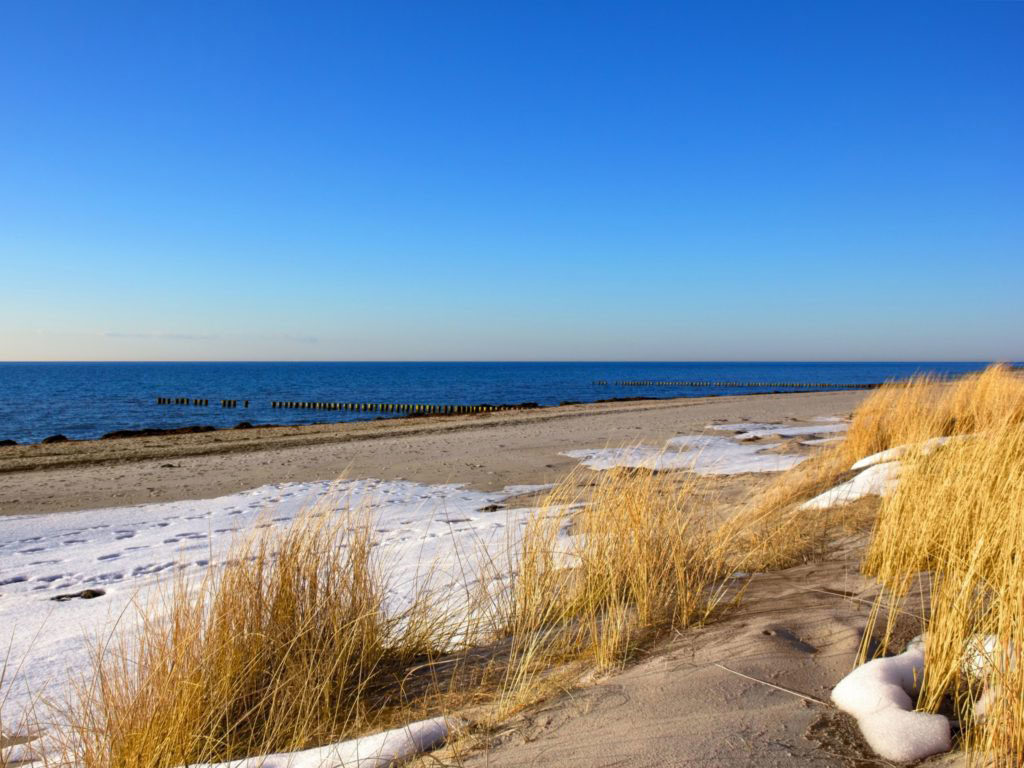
[61,502,459,768]
[58,467,741,767]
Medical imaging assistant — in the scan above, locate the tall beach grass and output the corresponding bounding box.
[715,364,1023,764]
[59,501,462,768]
[53,465,742,768]
[863,417,1023,765]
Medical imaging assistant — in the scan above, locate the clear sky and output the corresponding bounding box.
[1,2,1021,362]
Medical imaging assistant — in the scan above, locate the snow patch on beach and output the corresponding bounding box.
[800,437,844,446]
[0,479,549,734]
[563,435,807,474]
[801,437,965,510]
[851,436,953,470]
[800,461,903,510]
[832,638,952,763]
[176,716,455,768]
[709,421,849,441]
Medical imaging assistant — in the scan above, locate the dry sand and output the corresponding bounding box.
[0,390,867,516]
[456,534,961,768]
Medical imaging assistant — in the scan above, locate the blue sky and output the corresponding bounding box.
[1,2,1021,361]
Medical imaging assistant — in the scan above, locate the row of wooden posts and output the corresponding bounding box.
[156,398,249,407]
[155,398,522,414]
[271,401,516,415]
[601,380,879,389]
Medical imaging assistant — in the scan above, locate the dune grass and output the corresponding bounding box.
[1,647,13,768]
[769,363,1024,765]
[494,466,736,714]
[51,465,741,768]
[863,418,1024,766]
[717,364,1023,764]
[734,365,1024,567]
[59,500,467,768]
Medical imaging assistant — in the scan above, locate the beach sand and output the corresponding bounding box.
[452,531,958,768]
[0,390,867,516]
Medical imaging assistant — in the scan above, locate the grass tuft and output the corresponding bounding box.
[863,417,1024,766]
[495,466,736,714]
[60,498,457,768]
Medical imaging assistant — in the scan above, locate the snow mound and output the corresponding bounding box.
[563,435,807,475]
[831,639,952,763]
[799,461,902,510]
[0,480,550,732]
[174,717,453,768]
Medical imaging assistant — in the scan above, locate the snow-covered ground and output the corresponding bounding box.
[708,421,849,442]
[800,437,960,510]
[0,479,549,740]
[563,435,808,474]
[800,461,903,510]
[562,420,849,475]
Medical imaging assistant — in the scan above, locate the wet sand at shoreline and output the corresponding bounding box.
[0,390,867,516]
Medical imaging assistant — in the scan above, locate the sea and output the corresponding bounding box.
[0,362,1001,445]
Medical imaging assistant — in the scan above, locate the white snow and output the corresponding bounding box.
[179,716,454,768]
[799,461,902,510]
[709,422,848,441]
[0,741,37,766]
[0,479,550,738]
[850,437,952,470]
[799,437,844,446]
[801,436,965,510]
[964,634,1001,680]
[563,435,808,475]
[831,638,952,763]
[963,634,1018,720]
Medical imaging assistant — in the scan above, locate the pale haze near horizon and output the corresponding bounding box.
[1,3,1021,363]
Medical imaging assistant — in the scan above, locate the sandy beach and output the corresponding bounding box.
[0,390,867,516]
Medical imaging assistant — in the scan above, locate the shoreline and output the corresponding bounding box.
[1,388,867,451]
[0,389,868,516]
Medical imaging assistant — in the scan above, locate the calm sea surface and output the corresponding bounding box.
[0,362,999,444]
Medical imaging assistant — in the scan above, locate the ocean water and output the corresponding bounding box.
[0,362,998,444]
